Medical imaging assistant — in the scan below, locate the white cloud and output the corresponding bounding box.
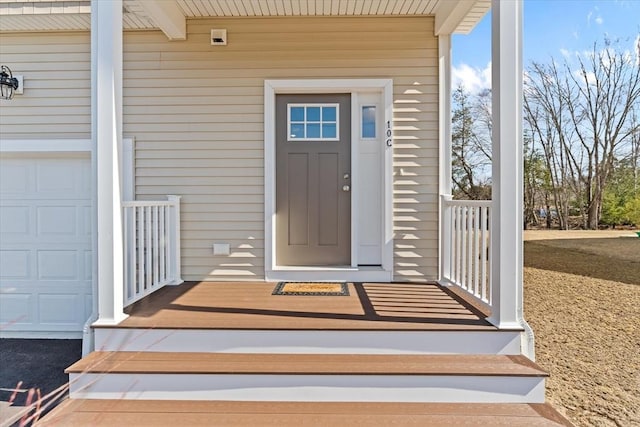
[586,7,603,26]
[452,62,492,94]
[560,48,571,58]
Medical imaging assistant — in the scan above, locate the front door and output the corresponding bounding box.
[275,94,351,266]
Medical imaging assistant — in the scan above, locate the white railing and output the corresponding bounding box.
[123,195,183,307]
[441,195,492,307]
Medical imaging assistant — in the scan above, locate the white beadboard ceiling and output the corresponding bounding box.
[0,0,490,34]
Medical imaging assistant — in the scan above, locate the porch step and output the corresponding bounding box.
[94,328,523,354]
[38,400,573,426]
[66,352,548,403]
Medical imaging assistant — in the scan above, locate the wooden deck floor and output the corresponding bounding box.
[38,400,573,426]
[115,282,498,331]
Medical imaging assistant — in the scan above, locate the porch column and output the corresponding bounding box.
[92,0,127,325]
[488,0,523,328]
[438,34,452,280]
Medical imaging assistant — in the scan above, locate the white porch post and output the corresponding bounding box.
[92,0,127,325]
[488,0,523,329]
[438,34,453,281]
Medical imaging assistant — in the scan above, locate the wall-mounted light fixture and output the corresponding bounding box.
[1,65,20,100]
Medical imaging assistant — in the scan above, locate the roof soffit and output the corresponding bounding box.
[0,0,490,35]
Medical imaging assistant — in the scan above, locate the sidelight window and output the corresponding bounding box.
[361,105,377,139]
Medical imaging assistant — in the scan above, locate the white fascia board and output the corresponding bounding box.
[434,0,476,36]
[137,0,186,41]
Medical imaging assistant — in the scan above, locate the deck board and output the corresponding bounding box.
[37,400,573,426]
[113,282,500,330]
[66,352,548,377]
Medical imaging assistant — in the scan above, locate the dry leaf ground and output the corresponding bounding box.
[524,230,640,427]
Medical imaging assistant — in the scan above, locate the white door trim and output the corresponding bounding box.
[264,79,393,282]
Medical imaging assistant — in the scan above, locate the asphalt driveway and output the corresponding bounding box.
[0,339,81,416]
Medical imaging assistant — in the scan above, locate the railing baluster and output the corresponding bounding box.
[165,204,171,282]
[468,206,473,292]
[455,205,462,285]
[123,207,130,302]
[153,206,159,287]
[481,205,488,302]
[137,206,144,295]
[461,207,468,290]
[488,205,493,305]
[451,206,456,283]
[145,206,152,294]
[159,205,166,284]
[470,206,477,297]
[131,207,137,301]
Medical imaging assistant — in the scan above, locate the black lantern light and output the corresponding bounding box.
[1,65,20,100]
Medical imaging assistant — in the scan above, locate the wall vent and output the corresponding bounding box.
[211,29,227,46]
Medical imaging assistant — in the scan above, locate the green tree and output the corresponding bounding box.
[601,157,640,226]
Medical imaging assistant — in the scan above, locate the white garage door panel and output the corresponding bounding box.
[0,250,30,278]
[0,206,29,235]
[39,294,87,324]
[0,162,29,193]
[0,294,31,324]
[0,155,92,337]
[0,292,91,330]
[38,250,80,279]
[0,155,90,195]
[0,203,90,243]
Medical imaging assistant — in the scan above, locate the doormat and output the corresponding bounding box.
[272,282,349,296]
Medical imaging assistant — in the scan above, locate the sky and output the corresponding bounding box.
[452,0,640,94]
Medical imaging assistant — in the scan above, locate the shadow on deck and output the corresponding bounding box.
[120,282,495,331]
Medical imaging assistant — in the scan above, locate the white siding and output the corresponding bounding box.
[125,16,439,282]
[0,31,91,139]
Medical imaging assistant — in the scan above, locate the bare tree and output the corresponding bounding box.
[524,38,640,229]
[451,85,492,199]
[566,40,640,228]
[524,60,577,229]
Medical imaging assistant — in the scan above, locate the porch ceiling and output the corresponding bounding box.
[0,0,489,35]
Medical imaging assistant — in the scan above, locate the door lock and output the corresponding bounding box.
[342,185,351,192]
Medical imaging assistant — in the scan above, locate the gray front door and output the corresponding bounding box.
[276,94,351,266]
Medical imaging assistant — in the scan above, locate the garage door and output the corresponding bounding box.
[0,154,92,337]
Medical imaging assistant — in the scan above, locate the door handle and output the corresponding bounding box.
[342,185,350,192]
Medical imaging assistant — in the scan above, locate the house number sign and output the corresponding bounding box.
[386,120,392,147]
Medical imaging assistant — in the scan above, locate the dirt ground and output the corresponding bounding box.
[523,230,640,427]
